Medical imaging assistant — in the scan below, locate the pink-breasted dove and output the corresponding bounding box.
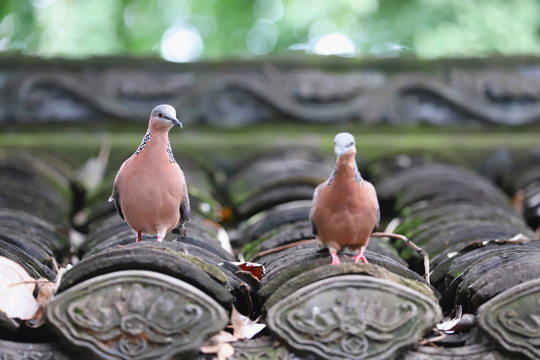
[109,104,190,242]
[310,132,379,264]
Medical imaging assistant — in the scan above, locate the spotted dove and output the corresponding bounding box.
[109,104,190,242]
[310,132,380,264]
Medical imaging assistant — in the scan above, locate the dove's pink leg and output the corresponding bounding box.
[330,248,341,265]
[353,246,368,264]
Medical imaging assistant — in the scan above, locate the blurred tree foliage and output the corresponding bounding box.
[1,0,539,61]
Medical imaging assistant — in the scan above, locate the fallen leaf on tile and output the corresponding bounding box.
[26,278,57,327]
[0,256,39,320]
[231,262,265,281]
[436,305,476,333]
[231,306,266,340]
[200,330,236,360]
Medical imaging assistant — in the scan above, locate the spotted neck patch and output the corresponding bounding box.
[166,142,176,163]
[135,129,151,155]
[354,162,363,183]
[328,167,337,186]
[354,168,363,184]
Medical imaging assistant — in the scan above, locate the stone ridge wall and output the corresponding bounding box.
[0,56,539,126]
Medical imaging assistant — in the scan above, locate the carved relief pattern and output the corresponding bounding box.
[47,270,228,360]
[400,343,505,360]
[4,61,540,125]
[478,278,540,360]
[232,346,302,360]
[286,289,416,358]
[267,275,441,360]
[498,308,540,339]
[0,349,62,360]
[0,342,75,360]
[230,338,305,360]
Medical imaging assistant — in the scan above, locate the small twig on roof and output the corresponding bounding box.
[372,232,430,284]
[419,328,446,346]
[48,256,60,273]
[255,239,317,259]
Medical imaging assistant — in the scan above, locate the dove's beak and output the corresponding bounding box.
[166,116,183,129]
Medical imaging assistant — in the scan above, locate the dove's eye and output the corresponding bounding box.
[158,112,163,118]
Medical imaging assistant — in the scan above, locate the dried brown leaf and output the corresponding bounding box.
[26,266,68,327]
[230,262,265,281]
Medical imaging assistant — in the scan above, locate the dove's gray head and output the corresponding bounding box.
[150,104,182,130]
[334,132,356,157]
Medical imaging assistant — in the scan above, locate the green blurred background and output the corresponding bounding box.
[2,0,540,61]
